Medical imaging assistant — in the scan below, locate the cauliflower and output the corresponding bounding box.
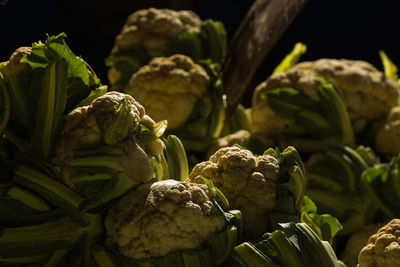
[57,91,165,210]
[107,8,202,89]
[106,7,226,92]
[124,54,210,129]
[0,46,31,80]
[111,8,201,57]
[357,219,400,267]
[104,179,226,259]
[340,223,382,267]
[252,59,399,152]
[375,106,400,156]
[251,68,326,146]
[187,146,280,238]
[291,59,399,121]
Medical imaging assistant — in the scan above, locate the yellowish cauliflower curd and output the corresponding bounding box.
[358,219,400,267]
[125,54,210,129]
[187,146,279,238]
[104,179,226,259]
[108,8,201,85]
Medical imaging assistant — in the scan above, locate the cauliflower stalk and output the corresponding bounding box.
[105,179,242,265]
[187,145,306,239]
[358,219,400,267]
[106,8,226,91]
[57,91,167,211]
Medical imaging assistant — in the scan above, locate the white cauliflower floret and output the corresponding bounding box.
[357,219,400,267]
[251,69,325,146]
[125,54,210,129]
[292,59,399,121]
[188,146,279,238]
[104,179,226,259]
[375,106,400,156]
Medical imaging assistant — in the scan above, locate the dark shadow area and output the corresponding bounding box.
[1,1,398,105]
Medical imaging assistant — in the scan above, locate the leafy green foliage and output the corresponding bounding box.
[1,33,104,159]
[232,223,342,267]
[263,82,355,154]
[362,155,400,218]
[306,145,379,235]
[272,42,307,75]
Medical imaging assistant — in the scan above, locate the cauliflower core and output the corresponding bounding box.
[358,219,400,267]
[104,179,225,259]
[188,146,279,238]
[125,54,210,129]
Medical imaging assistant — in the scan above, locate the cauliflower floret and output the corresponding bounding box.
[188,146,279,238]
[340,223,382,267]
[375,106,400,156]
[357,219,400,267]
[251,69,325,146]
[292,59,399,121]
[113,8,201,55]
[104,179,226,259]
[125,54,210,129]
[0,47,31,80]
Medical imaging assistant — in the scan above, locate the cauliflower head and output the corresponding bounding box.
[375,106,400,156]
[357,219,400,267]
[58,91,163,188]
[112,8,201,56]
[108,8,202,87]
[0,47,31,80]
[187,146,279,238]
[104,179,226,259]
[252,68,325,146]
[125,54,210,129]
[292,59,399,121]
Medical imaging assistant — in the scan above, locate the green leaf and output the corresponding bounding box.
[317,83,354,146]
[379,50,398,82]
[273,42,307,75]
[264,88,321,119]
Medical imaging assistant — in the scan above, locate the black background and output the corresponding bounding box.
[1,1,399,105]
